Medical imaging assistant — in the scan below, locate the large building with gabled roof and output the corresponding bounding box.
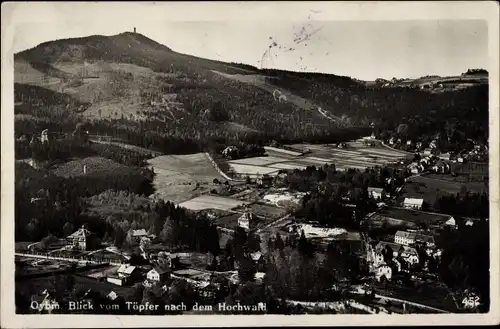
[66,225,100,251]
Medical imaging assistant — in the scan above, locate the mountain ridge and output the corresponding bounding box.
[14,31,489,156]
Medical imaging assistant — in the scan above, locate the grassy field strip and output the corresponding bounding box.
[228,156,291,166]
[229,163,281,176]
[264,146,303,156]
[267,163,308,170]
[359,148,409,157]
[178,195,249,211]
[306,156,337,162]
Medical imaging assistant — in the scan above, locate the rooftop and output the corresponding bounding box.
[415,233,435,244]
[131,229,148,237]
[403,198,424,206]
[368,187,385,193]
[250,251,263,261]
[402,246,418,256]
[150,267,170,275]
[117,264,136,275]
[395,230,416,240]
[67,225,93,239]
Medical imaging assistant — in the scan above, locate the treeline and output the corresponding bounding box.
[282,164,407,194]
[266,71,488,138]
[438,219,489,312]
[15,162,154,241]
[433,192,489,219]
[264,238,367,301]
[16,135,151,167]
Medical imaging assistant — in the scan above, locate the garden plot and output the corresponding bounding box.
[178,195,249,211]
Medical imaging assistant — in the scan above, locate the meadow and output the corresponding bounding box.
[148,153,226,204]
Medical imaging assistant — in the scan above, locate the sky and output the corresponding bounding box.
[6,2,490,80]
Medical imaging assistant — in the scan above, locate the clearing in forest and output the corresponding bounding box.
[148,153,226,204]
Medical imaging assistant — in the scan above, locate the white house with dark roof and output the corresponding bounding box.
[146,267,169,284]
[394,231,416,246]
[402,198,424,210]
[367,187,386,200]
[375,264,392,282]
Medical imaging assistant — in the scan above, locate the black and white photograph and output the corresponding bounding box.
[1,1,499,327]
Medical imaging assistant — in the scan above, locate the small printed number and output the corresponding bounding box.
[462,296,480,309]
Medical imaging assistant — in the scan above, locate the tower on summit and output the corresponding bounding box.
[133,27,136,33]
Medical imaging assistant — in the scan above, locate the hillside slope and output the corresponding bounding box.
[14,32,488,153]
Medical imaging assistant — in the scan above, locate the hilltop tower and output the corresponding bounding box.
[133,27,136,33]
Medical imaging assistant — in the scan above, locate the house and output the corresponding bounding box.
[375,241,404,263]
[423,148,432,156]
[429,140,437,149]
[250,251,266,271]
[415,233,435,247]
[107,264,140,286]
[410,165,420,174]
[375,264,392,282]
[106,291,119,301]
[367,187,386,200]
[388,137,396,145]
[146,267,169,284]
[117,264,140,282]
[406,140,413,146]
[394,231,416,246]
[401,246,419,265]
[66,225,99,251]
[238,210,255,231]
[438,152,451,161]
[256,174,273,187]
[128,229,148,244]
[402,198,424,210]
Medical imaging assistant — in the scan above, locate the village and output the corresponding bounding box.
[14,127,488,315]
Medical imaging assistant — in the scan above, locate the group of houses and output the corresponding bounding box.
[371,229,441,282]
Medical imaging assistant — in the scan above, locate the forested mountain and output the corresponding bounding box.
[14,31,489,152]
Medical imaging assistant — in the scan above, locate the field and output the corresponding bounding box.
[400,175,488,206]
[177,195,249,211]
[367,207,453,230]
[50,156,132,178]
[227,141,410,177]
[247,203,288,219]
[148,153,227,204]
